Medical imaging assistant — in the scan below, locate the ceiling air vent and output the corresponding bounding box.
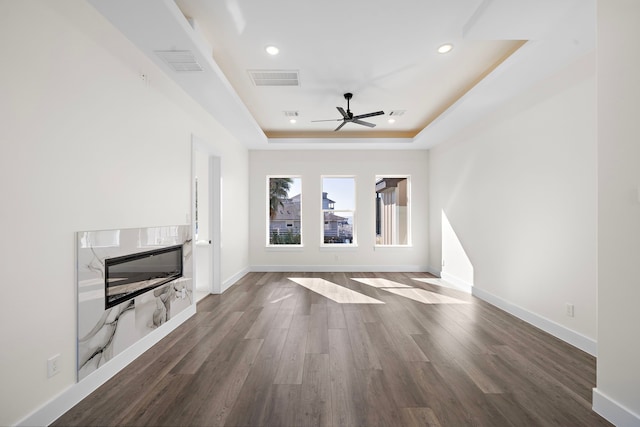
[155,50,204,72]
[283,111,299,117]
[248,70,300,87]
[389,110,406,116]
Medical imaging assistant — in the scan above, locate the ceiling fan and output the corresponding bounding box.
[312,93,385,131]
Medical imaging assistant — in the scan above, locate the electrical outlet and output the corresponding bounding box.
[565,303,574,318]
[47,354,61,378]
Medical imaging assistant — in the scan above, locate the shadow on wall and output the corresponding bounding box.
[441,210,474,291]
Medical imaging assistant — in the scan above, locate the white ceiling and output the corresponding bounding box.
[88,0,595,150]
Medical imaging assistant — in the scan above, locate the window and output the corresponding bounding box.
[267,176,302,245]
[322,176,355,245]
[375,176,410,245]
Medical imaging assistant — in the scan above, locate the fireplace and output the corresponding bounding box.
[105,244,183,309]
[77,225,192,381]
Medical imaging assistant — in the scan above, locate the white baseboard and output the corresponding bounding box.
[222,267,250,293]
[593,388,640,427]
[250,265,431,273]
[440,272,474,293]
[427,267,441,277]
[17,306,196,427]
[471,287,597,356]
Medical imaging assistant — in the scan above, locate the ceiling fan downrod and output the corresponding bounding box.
[344,92,353,118]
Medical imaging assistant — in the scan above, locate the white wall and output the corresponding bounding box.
[594,0,640,424]
[428,51,597,351]
[249,150,429,270]
[0,2,249,425]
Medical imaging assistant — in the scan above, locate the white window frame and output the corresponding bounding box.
[375,175,412,247]
[320,175,357,247]
[266,175,303,247]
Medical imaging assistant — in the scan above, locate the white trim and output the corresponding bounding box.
[318,245,358,251]
[191,135,222,295]
[265,245,304,251]
[16,306,196,427]
[440,272,474,293]
[472,287,597,356]
[221,267,250,293]
[427,267,442,277]
[250,265,431,273]
[593,388,640,427]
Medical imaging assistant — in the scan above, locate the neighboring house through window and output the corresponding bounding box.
[322,176,355,245]
[268,176,302,245]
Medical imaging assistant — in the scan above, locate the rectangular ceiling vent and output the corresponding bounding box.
[248,70,300,87]
[283,111,299,117]
[389,110,406,116]
[155,50,204,72]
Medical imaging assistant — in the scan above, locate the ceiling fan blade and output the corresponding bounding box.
[352,119,376,128]
[352,110,385,120]
[334,121,347,131]
[337,107,349,119]
[311,118,342,122]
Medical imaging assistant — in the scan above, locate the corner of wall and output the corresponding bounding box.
[221,267,250,293]
[593,388,640,427]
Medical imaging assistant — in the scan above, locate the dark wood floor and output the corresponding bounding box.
[53,272,611,426]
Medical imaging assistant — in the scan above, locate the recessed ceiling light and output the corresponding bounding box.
[289,118,297,124]
[388,118,396,124]
[437,43,453,54]
[265,45,279,55]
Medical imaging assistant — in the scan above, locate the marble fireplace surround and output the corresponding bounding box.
[76,225,193,382]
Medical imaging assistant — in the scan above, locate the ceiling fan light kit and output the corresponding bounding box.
[312,92,385,131]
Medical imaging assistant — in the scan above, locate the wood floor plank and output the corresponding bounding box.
[400,407,442,427]
[376,310,428,362]
[263,384,302,427]
[243,305,280,339]
[306,303,329,354]
[365,322,428,407]
[295,353,332,427]
[53,272,612,427]
[429,359,512,426]
[344,309,382,370]
[173,338,264,427]
[171,311,245,374]
[405,361,478,426]
[117,373,193,426]
[326,302,347,329]
[328,328,367,426]
[273,314,309,384]
[361,369,406,426]
[223,328,288,426]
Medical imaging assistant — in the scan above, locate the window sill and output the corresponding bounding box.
[319,245,358,251]
[374,245,413,250]
[266,245,304,251]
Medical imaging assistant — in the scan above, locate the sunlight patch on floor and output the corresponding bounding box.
[351,278,412,288]
[412,277,468,292]
[269,293,294,304]
[353,277,470,305]
[288,278,385,304]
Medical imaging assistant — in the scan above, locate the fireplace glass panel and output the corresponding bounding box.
[105,244,183,309]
